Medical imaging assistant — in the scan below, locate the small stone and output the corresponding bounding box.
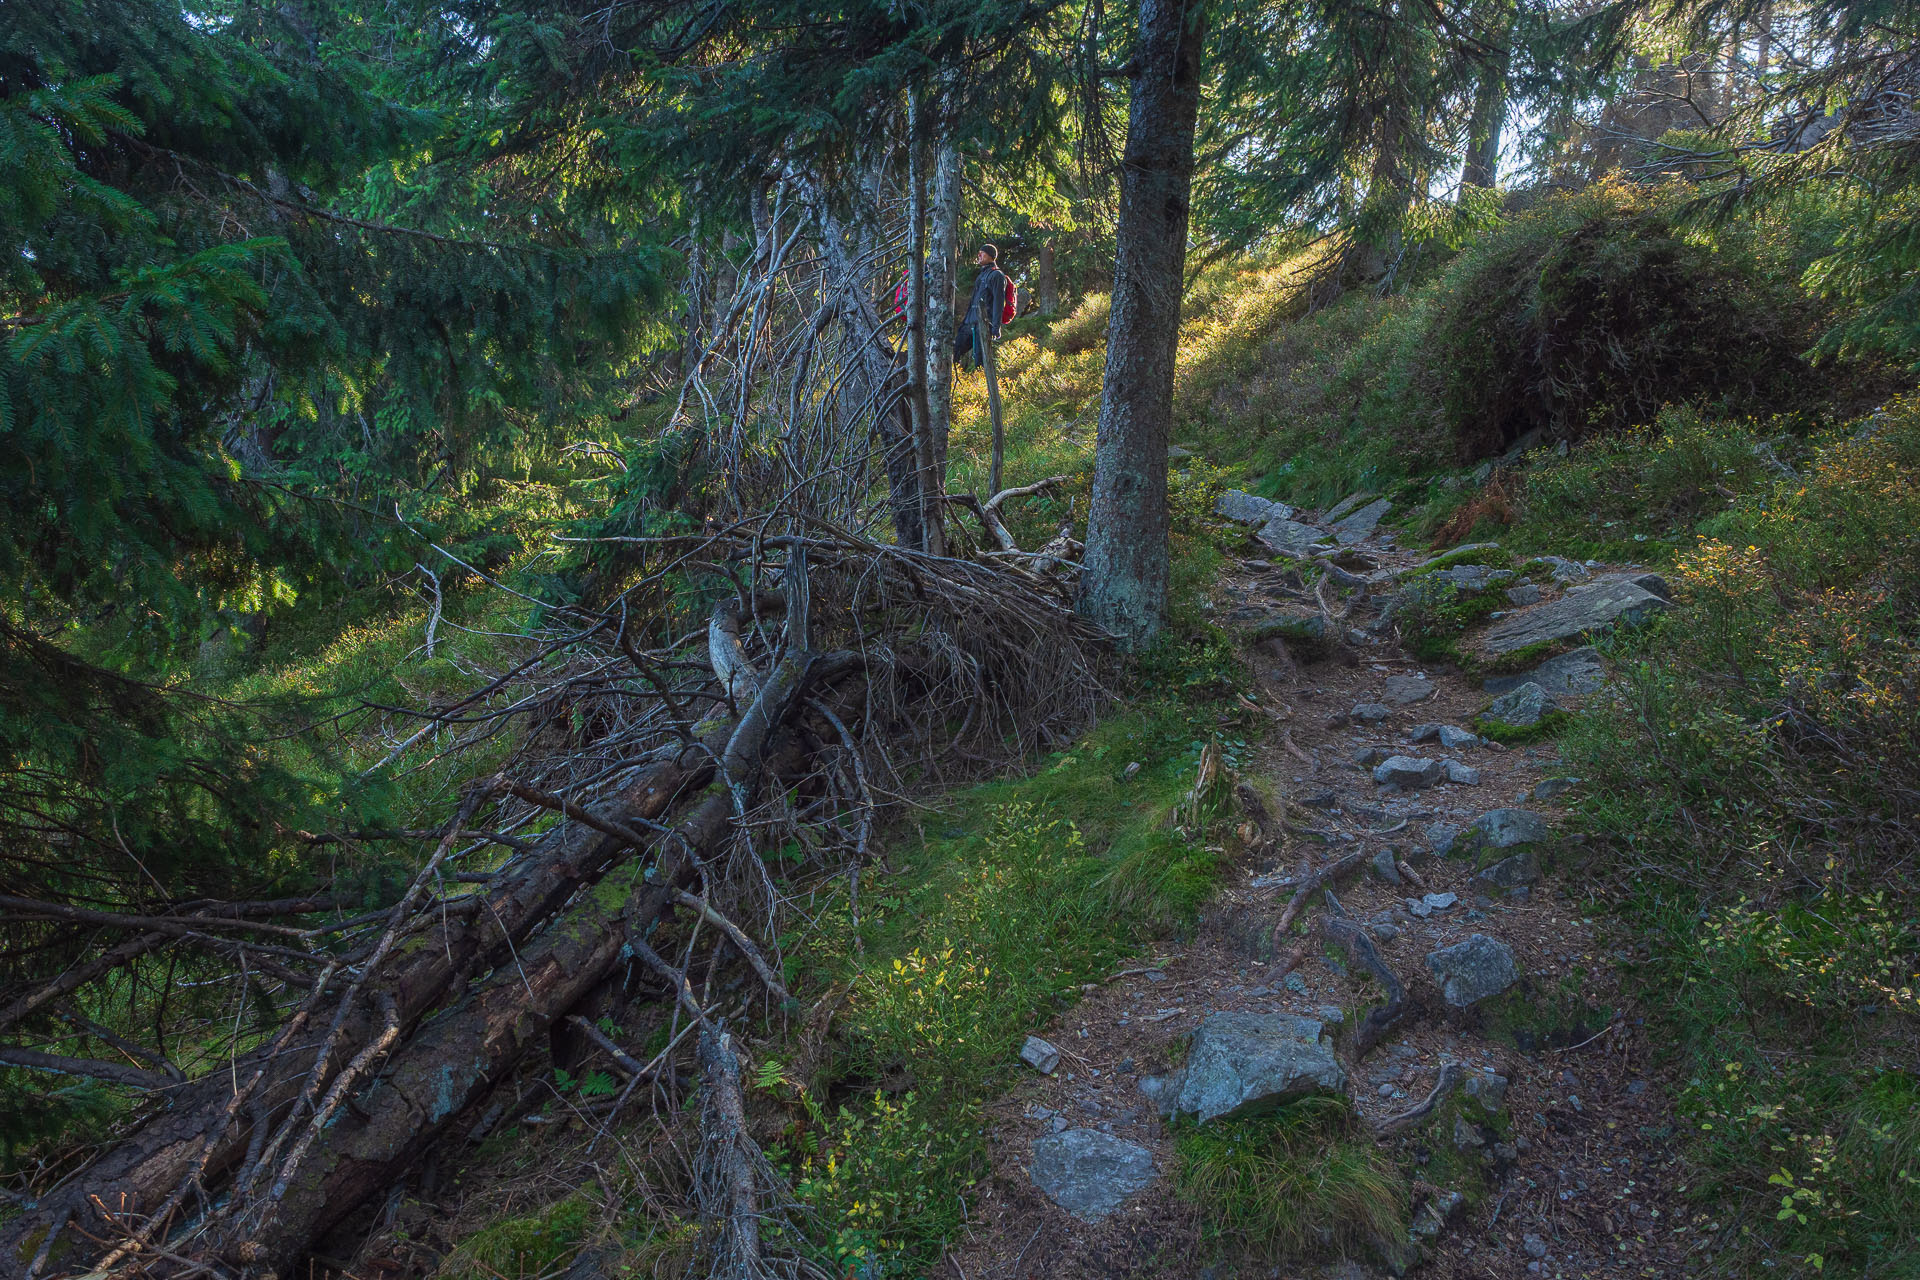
[1118,1058,1135,1073]
[1425,822,1463,856]
[1021,1036,1062,1074]
[1452,1113,1485,1149]
[1422,891,1458,913]
[1524,555,1589,584]
[1484,682,1559,730]
[1352,701,1394,723]
[1568,1094,1584,1112]
[1317,1006,1345,1025]
[1408,722,1442,743]
[1029,1129,1157,1222]
[1426,934,1522,1008]
[1444,760,1483,786]
[1373,755,1443,788]
[1627,1079,1649,1097]
[1438,725,1480,749]
[1471,851,1540,893]
[1408,896,1433,918]
[1505,582,1542,606]
[1524,1233,1549,1259]
[1378,1082,1396,1098]
[1372,848,1404,885]
[1284,973,1308,995]
[1370,921,1400,942]
[1122,761,1142,780]
[1381,674,1437,705]
[1299,787,1339,809]
[1469,808,1551,848]
[1532,776,1580,801]
[1354,746,1389,766]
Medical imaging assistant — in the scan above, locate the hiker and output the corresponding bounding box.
[954,244,1013,371]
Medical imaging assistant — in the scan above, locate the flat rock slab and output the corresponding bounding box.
[1257,517,1326,557]
[1470,808,1551,848]
[1484,647,1609,697]
[1427,565,1513,592]
[1030,1129,1158,1222]
[1480,580,1669,654]
[1216,489,1294,524]
[1168,1012,1346,1122]
[1382,674,1437,705]
[1331,498,1393,545]
[1427,934,1521,1007]
[1323,492,1374,523]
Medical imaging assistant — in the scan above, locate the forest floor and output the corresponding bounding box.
[943,495,1711,1280]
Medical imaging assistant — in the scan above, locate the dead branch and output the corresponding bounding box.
[1323,914,1410,1058]
[1270,848,1368,937]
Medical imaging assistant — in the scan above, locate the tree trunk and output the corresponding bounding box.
[1036,237,1059,317]
[1078,0,1206,649]
[905,97,946,556]
[926,128,964,474]
[1462,6,1512,189]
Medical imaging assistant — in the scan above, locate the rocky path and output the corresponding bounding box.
[944,491,1705,1280]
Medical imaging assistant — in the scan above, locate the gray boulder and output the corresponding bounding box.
[1029,1129,1158,1222]
[1374,755,1443,788]
[1438,725,1480,750]
[1331,498,1393,545]
[1469,808,1550,848]
[1482,682,1558,730]
[1167,1012,1346,1122]
[1532,776,1580,801]
[1463,1070,1510,1112]
[1443,760,1483,786]
[1480,579,1668,654]
[1426,934,1521,1007]
[1216,489,1292,524]
[1408,723,1442,743]
[1425,822,1463,856]
[1352,701,1394,723]
[1483,647,1608,697]
[1505,583,1542,607]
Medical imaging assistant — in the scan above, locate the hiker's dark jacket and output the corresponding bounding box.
[953,265,1007,366]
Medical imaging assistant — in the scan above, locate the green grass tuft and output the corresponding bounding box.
[1173,1097,1408,1265]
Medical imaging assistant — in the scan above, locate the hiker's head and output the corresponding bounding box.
[975,244,998,267]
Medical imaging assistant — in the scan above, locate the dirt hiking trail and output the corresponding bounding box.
[946,490,1706,1280]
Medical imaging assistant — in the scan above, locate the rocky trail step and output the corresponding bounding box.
[945,493,1691,1280]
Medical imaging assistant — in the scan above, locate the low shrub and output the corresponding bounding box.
[1566,393,1920,1275]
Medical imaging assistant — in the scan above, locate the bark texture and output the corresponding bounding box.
[1078,0,1206,649]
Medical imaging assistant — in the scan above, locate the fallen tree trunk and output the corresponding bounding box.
[5,641,855,1278]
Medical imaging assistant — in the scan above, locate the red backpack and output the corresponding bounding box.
[1000,274,1018,326]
